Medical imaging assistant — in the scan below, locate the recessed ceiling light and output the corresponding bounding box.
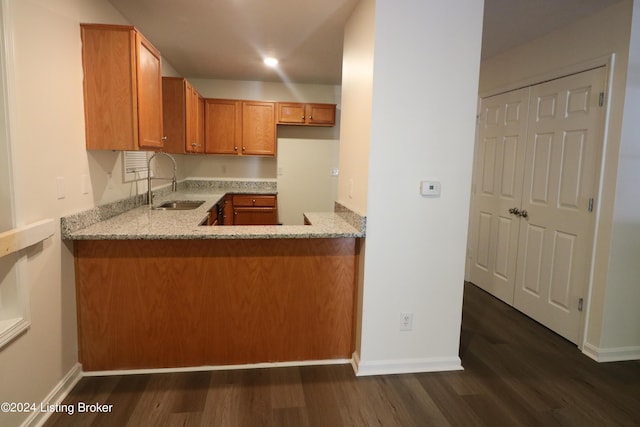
[263,57,278,67]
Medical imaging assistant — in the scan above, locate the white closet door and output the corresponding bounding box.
[514,67,606,343]
[469,88,529,304]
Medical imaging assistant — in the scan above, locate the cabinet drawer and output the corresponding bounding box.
[233,207,278,225]
[232,195,276,207]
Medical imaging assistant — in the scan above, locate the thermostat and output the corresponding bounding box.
[420,181,441,197]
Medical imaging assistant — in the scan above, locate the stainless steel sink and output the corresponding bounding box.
[152,200,205,210]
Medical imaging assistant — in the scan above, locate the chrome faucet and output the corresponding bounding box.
[147,152,178,205]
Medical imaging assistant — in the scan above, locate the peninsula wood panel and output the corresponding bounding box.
[74,238,358,371]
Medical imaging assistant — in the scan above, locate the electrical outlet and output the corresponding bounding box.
[400,312,413,331]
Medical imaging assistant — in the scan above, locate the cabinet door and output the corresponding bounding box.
[185,82,203,153]
[205,99,242,154]
[196,95,205,153]
[135,32,164,149]
[222,197,233,225]
[81,25,137,150]
[161,77,187,154]
[242,101,276,156]
[233,208,278,225]
[277,103,306,124]
[275,102,336,126]
[306,103,336,126]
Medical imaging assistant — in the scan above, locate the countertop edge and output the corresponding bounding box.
[61,181,366,241]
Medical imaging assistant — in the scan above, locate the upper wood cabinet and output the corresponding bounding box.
[205,99,276,156]
[196,94,205,153]
[162,77,204,154]
[277,103,336,126]
[242,101,276,155]
[204,99,242,155]
[81,24,164,151]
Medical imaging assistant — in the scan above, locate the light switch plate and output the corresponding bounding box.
[56,176,65,199]
[420,181,441,197]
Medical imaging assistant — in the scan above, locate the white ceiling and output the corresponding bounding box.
[107,0,623,85]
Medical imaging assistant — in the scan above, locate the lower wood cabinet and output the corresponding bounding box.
[74,238,359,370]
[232,194,278,225]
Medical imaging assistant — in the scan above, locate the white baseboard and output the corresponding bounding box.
[22,363,83,427]
[582,343,640,362]
[83,358,352,377]
[351,350,463,376]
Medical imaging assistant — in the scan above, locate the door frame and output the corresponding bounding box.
[466,54,615,350]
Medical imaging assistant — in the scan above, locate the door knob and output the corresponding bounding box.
[508,207,529,219]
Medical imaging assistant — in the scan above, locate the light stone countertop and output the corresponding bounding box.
[62,187,365,240]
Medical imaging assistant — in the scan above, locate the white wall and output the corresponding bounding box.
[346,0,484,375]
[336,0,374,216]
[338,0,375,361]
[476,0,640,360]
[600,0,640,356]
[277,138,339,225]
[0,0,151,425]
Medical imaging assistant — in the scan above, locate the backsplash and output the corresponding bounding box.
[181,179,277,192]
[61,180,276,236]
[334,201,367,234]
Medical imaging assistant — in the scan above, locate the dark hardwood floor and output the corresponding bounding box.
[45,282,640,426]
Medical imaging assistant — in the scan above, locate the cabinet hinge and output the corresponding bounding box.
[588,197,594,212]
[578,297,584,312]
[599,92,605,107]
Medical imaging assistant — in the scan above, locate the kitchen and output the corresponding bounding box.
[57,19,367,371]
[2,0,638,426]
[0,0,479,399]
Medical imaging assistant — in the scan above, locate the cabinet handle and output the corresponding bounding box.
[162,136,168,142]
[301,115,305,119]
[234,146,238,151]
[242,146,246,151]
[252,199,256,204]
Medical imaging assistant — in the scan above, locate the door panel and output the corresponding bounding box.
[500,136,520,197]
[549,231,576,310]
[469,88,530,304]
[521,223,545,295]
[514,67,606,343]
[531,133,554,204]
[559,130,586,208]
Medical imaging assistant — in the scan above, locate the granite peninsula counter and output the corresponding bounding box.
[64,181,365,372]
[62,189,365,240]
